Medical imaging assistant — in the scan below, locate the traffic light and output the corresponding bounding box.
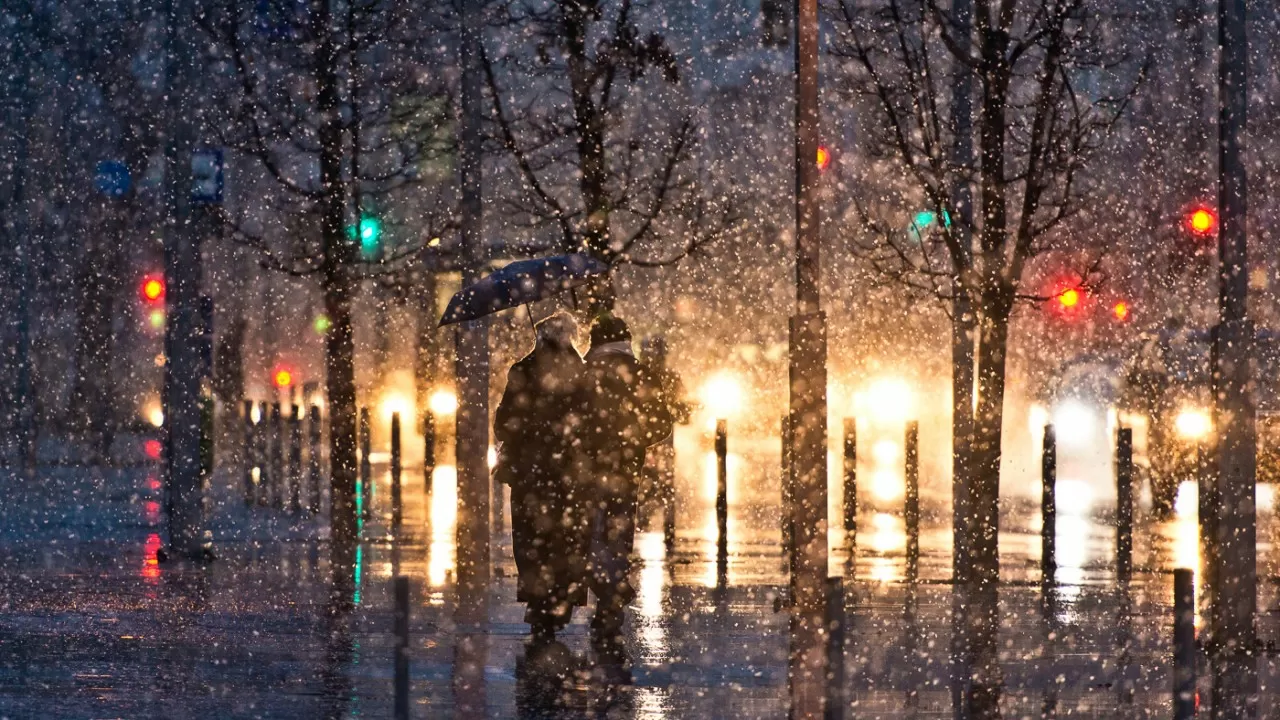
[816,145,832,171]
[1185,205,1217,237]
[1057,287,1080,309]
[273,369,293,389]
[1113,301,1130,321]
[349,215,382,257]
[140,275,165,303]
[314,314,331,334]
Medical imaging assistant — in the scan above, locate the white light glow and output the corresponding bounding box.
[1052,399,1095,446]
[429,389,459,417]
[147,406,164,428]
[871,469,902,502]
[855,377,915,425]
[699,372,745,424]
[1175,407,1212,440]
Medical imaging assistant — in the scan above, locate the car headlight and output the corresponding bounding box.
[1174,407,1212,440]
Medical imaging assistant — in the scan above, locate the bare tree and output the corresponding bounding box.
[199,0,452,567]
[482,0,733,308]
[828,0,1141,715]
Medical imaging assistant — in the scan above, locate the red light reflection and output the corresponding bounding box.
[143,439,162,460]
[143,500,160,525]
[142,533,162,582]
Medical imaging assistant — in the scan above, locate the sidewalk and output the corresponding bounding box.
[1,460,1277,718]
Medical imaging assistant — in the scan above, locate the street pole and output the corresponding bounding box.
[162,0,207,559]
[1211,0,1257,713]
[947,0,975,715]
[455,0,491,630]
[5,4,39,472]
[790,0,829,715]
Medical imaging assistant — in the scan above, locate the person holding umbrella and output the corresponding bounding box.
[494,312,590,645]
[580,315,674,659]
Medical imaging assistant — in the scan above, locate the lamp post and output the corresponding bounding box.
[1210,0,1257,713]
[788,0,829,715]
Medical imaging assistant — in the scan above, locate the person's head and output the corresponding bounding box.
[589,314,632,349]
[535,312,578,351]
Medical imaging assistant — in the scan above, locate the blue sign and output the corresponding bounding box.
[94,160,131,198]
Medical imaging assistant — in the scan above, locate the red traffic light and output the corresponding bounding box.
[1113,301,1130,321]
[141,276,165,302]
[273,369,293,388]
[817,145,832,171]
[1186,206,1217,236]
[1057,288,1080,309]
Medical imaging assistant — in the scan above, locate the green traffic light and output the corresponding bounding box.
[314,314,331,334]
[913,210,936,228]
[348,215,383,257]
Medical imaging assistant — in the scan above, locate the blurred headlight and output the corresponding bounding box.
[1174,407,1212,440]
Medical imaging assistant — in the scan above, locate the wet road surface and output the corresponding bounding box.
[3,438,1280,718]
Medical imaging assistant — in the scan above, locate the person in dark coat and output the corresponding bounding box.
[581,315,673,653]
[494,313,589,644]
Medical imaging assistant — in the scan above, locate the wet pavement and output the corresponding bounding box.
[3,436,1280,718]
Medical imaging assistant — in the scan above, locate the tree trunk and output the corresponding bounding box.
[314,0,358,600]
[966,289,1012,720]
[563,3,610,259]
[72,205,121,459]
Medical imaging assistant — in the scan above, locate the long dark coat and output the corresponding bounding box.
[580,345,673,618]
[494,342,589,620]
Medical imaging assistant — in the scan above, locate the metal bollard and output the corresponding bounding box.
[242,400,255,506]
[288,404,302,514]
[904,421,920,582]
[842,418,857,552]
[715,419,728,585]
[423,410,436,498]
[270,402,284,510]
[391,412,403,533]
[1173,568,1196,720]
[307,405,323,514]
[824,576,846,720]
[359,407,372,520]
[781,415,794,571]
[257,401,270,506]
[394,575,410,720]
[1042,424,1057,588]
[1116,427,1133,580]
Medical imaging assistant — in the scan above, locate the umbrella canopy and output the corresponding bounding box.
[439,253,609,326]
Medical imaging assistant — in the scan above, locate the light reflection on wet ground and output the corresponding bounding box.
[3,445,1280,718]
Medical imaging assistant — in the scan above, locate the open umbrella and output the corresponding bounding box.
[439,253,609,326]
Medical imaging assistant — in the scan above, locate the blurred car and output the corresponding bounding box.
[1119,321,1280,515]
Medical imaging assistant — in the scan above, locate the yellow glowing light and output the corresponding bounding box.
[699,372,745,423]
[855,377,915,425]
[250,404,262,423]
[1259,483,1276,514]
[147,406,165,428]
[1058,288,1080,308]
[154,354,166,367]
[429,389,459,416]
[870,469,902,502]
[1175,407,1212,440]
[487,445,498,469]
[871,439,900,466]
[379,392,411,420]
[273,369,292,388]
[428,465,458,587]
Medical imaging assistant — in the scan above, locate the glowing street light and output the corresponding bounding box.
[428,389,459,416]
